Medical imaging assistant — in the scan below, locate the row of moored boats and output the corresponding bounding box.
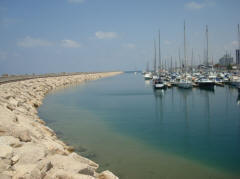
[143,71,240,91]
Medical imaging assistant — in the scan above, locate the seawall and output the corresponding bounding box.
[0,72,122,179]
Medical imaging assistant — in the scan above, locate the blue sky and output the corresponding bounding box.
[0,0,239,74]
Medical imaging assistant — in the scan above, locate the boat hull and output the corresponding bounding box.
[154,83,166,90]
[229,81,240,87]
[177,82,192,89]
[197,82,215,88]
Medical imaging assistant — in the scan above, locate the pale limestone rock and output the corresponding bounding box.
[70,152,99,169]
[12,164,36,179]
[11,154,20,164]
[8,97,19,107]
[16,130,32,142]
[0,125,8,136]
[14,143,46,166]
[0,72,122,179]
[98,170,119,179]
[0,136,21,147]
[0,145,13,158]
[0,174,12,179]
[0,158,11,172]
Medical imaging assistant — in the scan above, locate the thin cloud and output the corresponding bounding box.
[68,0,85,4]
[95,31,118,39]
[124,43,136,49]
[185,0,216,10]
[61,39,81,48]
[185,1,205,10]
[17,36,53,48]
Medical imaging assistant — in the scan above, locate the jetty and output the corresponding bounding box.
[0,72,121,179]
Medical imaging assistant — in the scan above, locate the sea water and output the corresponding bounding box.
[38,73,240,179]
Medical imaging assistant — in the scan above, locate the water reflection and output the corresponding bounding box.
[179,89,190,128]
[237,94,240,105]
[153,89,164,121]
[199,86,215,92]
[144,80,151,87]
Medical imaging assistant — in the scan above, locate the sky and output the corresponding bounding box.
[0,0,240,74]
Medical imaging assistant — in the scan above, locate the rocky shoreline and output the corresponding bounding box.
[0,72,122,179]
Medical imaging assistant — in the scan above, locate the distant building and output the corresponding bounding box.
[219,54,233,66]
[236,49,240,65]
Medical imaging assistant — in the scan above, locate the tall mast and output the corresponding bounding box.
[154,40,157,72]
[175,59,177,72]
[171,56,173,73]
[198,54,201,66]
[158,30,161,71]
[165,59,166,71]
[178,48,181,70]
[238,24,240,50]
[184,21,187,73]
[206,25,209,66]
[191,48,194,70]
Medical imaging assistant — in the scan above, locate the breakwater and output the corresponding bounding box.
[0,72,122,179]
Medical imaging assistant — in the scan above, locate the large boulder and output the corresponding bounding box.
[0,145,13,159]
[98,170,119,179]
[0,136,21,147]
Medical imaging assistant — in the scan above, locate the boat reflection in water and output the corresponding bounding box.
[237,94,240,105]
[198,85,215,92]
[144,79,151,87]
[153,88,165,121]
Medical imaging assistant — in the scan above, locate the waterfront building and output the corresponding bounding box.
[236,49,240,65]
[219,53,233,66]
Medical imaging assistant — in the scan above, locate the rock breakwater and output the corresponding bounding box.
[0,72,122,179]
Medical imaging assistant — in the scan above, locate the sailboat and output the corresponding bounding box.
[143,62,152,80]
[177,21,192,89]
[153,31,167,89]
[152,40,159,80]
[196,25,215,89]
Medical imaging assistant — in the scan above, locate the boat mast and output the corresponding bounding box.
[178,48,181,72]
[154,40,157,73]
[206,25,209,66]
[184,21,187,74]
[146,61,149,72]
[158,30,161,72]
[191,48,194,72]
[238,24,240,50]
[175,59,177,73]
[171,56,173,73]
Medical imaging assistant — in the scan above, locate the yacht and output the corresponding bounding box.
[196,78,215,88]
[153,78,166,89]
[229,76,240,87]
[177,78,192,89]
[144,72,152,80]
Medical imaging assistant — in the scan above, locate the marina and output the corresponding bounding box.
[38,73,240,179]
[143,22,240,92]
[1,1,240,178]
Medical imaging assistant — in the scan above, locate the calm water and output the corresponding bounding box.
[38,73,240,179]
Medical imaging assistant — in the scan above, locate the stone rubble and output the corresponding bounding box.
[0,72,121,179]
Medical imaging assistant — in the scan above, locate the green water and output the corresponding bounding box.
[38,73,240,179]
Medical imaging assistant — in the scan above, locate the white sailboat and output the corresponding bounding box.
[144,62,152,80]
[177,21,192,89]
[196,25,215,89]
